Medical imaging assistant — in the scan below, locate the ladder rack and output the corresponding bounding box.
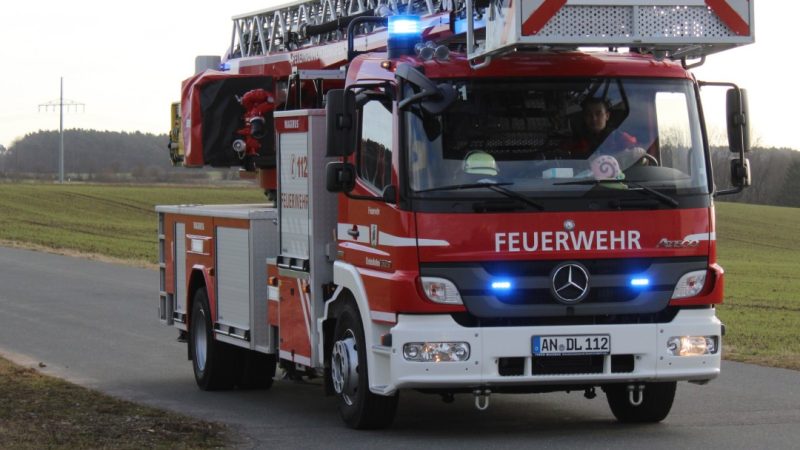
[226,0,754,65]
[229,0,456,58]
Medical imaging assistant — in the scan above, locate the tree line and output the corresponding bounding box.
[709,146,800,207]
[0,129,798,206]
[0,129,239,182]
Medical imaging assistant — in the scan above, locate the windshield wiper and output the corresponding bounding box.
[415,181,544,210]
[553,179,679,208]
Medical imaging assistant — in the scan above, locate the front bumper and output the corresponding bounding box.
[373,308,720,394]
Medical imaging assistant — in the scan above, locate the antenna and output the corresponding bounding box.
[38,77,85,183]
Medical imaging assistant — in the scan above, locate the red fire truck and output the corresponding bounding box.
[159,0,754,429]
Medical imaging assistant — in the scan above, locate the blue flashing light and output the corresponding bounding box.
[388,15,421,36]
[491,280,512,290]
[630,277,650,287]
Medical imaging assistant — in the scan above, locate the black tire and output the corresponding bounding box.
[605,381,677,423]
[235,349,277,390]
[190,288,236,390]
[332,301,398,429]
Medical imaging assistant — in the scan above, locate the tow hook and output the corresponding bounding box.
[628,384,645,406]
[473,388,491,411]
[583,387,596,399]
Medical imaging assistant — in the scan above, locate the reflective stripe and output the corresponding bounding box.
[705,0,751,36]
[296,279,312,346]
[337,223,450,247]
[379,232,449,247]
[522,0,567,35]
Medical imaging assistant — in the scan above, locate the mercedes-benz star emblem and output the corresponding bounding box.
[550,262,590,304]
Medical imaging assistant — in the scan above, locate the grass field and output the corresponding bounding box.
[0,183,797,370]
[714,202,800,370]
[0,183,264,265]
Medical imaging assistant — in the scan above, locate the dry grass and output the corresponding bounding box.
[0,355,229,449]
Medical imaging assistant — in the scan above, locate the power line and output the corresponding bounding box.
[38,77,85,183]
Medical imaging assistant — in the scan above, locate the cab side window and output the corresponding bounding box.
[358,99,393,191]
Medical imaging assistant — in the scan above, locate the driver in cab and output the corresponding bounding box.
[565,97,647,178]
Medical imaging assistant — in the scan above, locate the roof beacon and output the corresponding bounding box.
[388,15,421,59]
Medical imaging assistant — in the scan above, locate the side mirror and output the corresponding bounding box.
[726,88,750,153]
[326,89,356,157]
[730,158,752,188]
[326,162,356,193]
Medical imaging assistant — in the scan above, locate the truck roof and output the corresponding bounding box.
[349,50,692,85]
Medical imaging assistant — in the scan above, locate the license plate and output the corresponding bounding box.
[532,335,610,356]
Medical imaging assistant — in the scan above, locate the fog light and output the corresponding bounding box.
[403,342,470,362]
[667,336,718,356]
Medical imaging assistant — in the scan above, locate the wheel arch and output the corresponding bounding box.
[187,265,214,323]
[319,261,394,395]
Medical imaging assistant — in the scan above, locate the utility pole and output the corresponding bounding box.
[59,77,64,183]
[39,77,84,183]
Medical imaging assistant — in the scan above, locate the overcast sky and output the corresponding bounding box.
[0,1,794,149]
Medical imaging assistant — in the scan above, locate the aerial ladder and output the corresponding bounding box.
[227,0,751,61]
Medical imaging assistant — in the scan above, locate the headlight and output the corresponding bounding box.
[403,342,470,362]
[666,336,718,356]
[671,270,707,299]
[420,277,463,305]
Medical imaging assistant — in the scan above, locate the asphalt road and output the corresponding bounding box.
[0,246,798,449]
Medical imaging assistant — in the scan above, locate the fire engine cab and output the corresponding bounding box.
[159,0,754,429]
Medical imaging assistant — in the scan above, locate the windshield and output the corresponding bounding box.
[405,78,708,209]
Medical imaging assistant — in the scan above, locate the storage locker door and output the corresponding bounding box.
[216,227,251,332]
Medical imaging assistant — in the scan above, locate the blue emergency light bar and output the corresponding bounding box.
[630,277,650,287]
[388,15,420,36]
[387,15,422,58]
[491,280,512,290]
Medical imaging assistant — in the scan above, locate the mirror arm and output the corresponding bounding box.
[398,90,436,109]
[714,185,744,197]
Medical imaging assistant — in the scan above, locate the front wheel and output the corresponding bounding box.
[604,381,677,423]
[331,301,398,429]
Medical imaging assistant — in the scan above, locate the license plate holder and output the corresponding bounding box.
[532,334,610,356]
